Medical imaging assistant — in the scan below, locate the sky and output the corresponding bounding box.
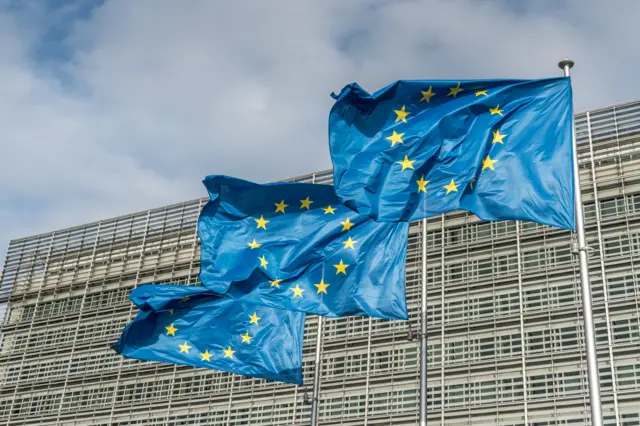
[1,0,640,262]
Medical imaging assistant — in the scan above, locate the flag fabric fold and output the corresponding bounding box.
[198,175,409,320]
[329,77,575,230]
[112,284,305,384]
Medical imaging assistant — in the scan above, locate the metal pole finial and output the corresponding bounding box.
[558,58,575,70]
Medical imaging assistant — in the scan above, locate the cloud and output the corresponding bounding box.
[1,0,640,262]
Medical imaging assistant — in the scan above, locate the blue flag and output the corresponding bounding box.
[329,77,575,230]
[198,176,409,320]
[112,284,305,384]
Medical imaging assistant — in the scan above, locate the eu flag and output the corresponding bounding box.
[329,77,575,230]
[198,176,409,320]
[112,284,305,384]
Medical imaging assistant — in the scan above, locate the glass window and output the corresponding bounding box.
[600,199,618,217]
[476,223,492,240]
[584,202,597,220]
[608,273,638,300]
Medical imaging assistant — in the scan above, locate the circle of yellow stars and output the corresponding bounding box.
[241,189,361,304]
[165,308,267,364]
[384,81,507,197]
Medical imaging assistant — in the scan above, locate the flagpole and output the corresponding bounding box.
[310,315,324,426]
[419,217,428,426]
[558,58,603,426]
[309,171,324,426]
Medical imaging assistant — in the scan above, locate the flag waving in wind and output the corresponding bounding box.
[329,77,575,230]
[198,176,409,320]
[113,284,305,384]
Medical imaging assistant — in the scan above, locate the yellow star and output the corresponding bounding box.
[489,105,503,116]
[482,155,498,171]
[385,131,405,147]
[169,309,174,315]
[200,349,212,362]
[248,239,261,249]
[397,155,416,171]
[274,200,288,214]
[322,205,336,215]
[258,255,268,269]
[444,179,458,194]
[334,259,349,275]
[179,342,192,354]
[249,312,261,325]
[165,323,178,336]
[475,90,488,97]
[416,175,429,193]
[448,82,463,98]
[179,296,190,303]
[469,177,476,190]
[420,86,436,103]
[340,218,354,232]
[269,279,282,288]
[492,130,506,144]
[343,237,357,250]
[394,105,411,123]
[314,278,330,294]
[241,332,252,344]
[254,215,269,230]
[223,346,235,359]
[291,284,305,298]
[300,196,313,210]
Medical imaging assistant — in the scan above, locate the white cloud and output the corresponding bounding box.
[1,0,640,259]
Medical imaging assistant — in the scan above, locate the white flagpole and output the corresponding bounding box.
[310,315,324,426]
[558,58,603,426]
[419,217,428,426]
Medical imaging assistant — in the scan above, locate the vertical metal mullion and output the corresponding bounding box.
[440,214,446,425]
[515,221,528,424]
[107,210,151,424]
[291,383,298,425]
[363,316,373,425]
[491,224,497,423]
[5,233,55,423]
[419,216,428,426]
[226,374,236,426]
[310,315,324,425]
[55,221,103,423]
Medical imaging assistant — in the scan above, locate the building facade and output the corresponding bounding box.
[1,100,640,425]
